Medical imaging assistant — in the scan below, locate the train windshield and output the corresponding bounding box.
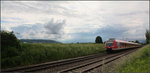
[106,42,113,47]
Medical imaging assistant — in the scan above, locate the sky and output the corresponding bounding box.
[1,1,149,43]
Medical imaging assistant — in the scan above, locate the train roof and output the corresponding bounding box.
[107,38,140,45]
[115,39,139,45]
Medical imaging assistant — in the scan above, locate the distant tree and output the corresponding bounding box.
[128,41,132,42]
[95,36,103,43]
[129,41,136,43]
[135,40,140,43]
[145,29,150,44]
[1,30,21,58]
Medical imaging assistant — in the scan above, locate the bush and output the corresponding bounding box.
[145,29,150,44]
[2,47,19,58]
[109,45,150,72]
[1,43,105,69]
[1,30,21,58]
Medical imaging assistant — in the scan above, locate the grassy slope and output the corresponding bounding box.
[110,45,150,72]
[2,43,105,69]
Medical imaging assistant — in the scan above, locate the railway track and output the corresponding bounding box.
[59,48,137,73]
[2,51,106,72]
[2,48,139,72]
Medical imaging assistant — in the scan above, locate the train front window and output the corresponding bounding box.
[106,42,113,47]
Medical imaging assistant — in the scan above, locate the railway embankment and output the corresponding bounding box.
[97,45,150,72]
[1,43,105,69]
[2,46,137,72]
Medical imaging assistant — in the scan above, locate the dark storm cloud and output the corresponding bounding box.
[44,18,66,34]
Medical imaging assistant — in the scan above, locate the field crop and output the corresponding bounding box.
[109,45,150,72]
[1,43,105,69]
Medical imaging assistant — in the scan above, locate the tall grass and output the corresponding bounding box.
[1,43,105,69]
[109,45,150,72]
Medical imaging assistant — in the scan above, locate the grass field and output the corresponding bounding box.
[109,45,150,72]
[1,43,105,69]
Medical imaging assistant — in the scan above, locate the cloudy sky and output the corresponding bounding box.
[1,1,149,43]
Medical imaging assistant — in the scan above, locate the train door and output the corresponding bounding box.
[117,42,120,48]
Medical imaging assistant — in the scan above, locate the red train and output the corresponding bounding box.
[105,38,141,52]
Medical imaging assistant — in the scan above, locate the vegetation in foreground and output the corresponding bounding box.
[2,43,105,69]
[109,45,150,72]
[1,30,105,69]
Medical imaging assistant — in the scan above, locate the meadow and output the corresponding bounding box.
[1,43,105,69]
[109,45,150,72]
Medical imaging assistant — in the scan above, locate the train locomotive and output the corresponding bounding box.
[105,38,141,52]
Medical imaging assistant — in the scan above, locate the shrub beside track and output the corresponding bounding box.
[107,45,150,72]
[1,43,105,69]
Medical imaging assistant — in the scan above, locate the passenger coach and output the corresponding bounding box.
[105,38,141,52]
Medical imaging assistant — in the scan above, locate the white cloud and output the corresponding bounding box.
[1,1,149,42]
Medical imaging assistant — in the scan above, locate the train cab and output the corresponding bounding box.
[105,38,116,52]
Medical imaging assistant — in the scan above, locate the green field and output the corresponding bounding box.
[109,45,150,72]
[2,43,105,69]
